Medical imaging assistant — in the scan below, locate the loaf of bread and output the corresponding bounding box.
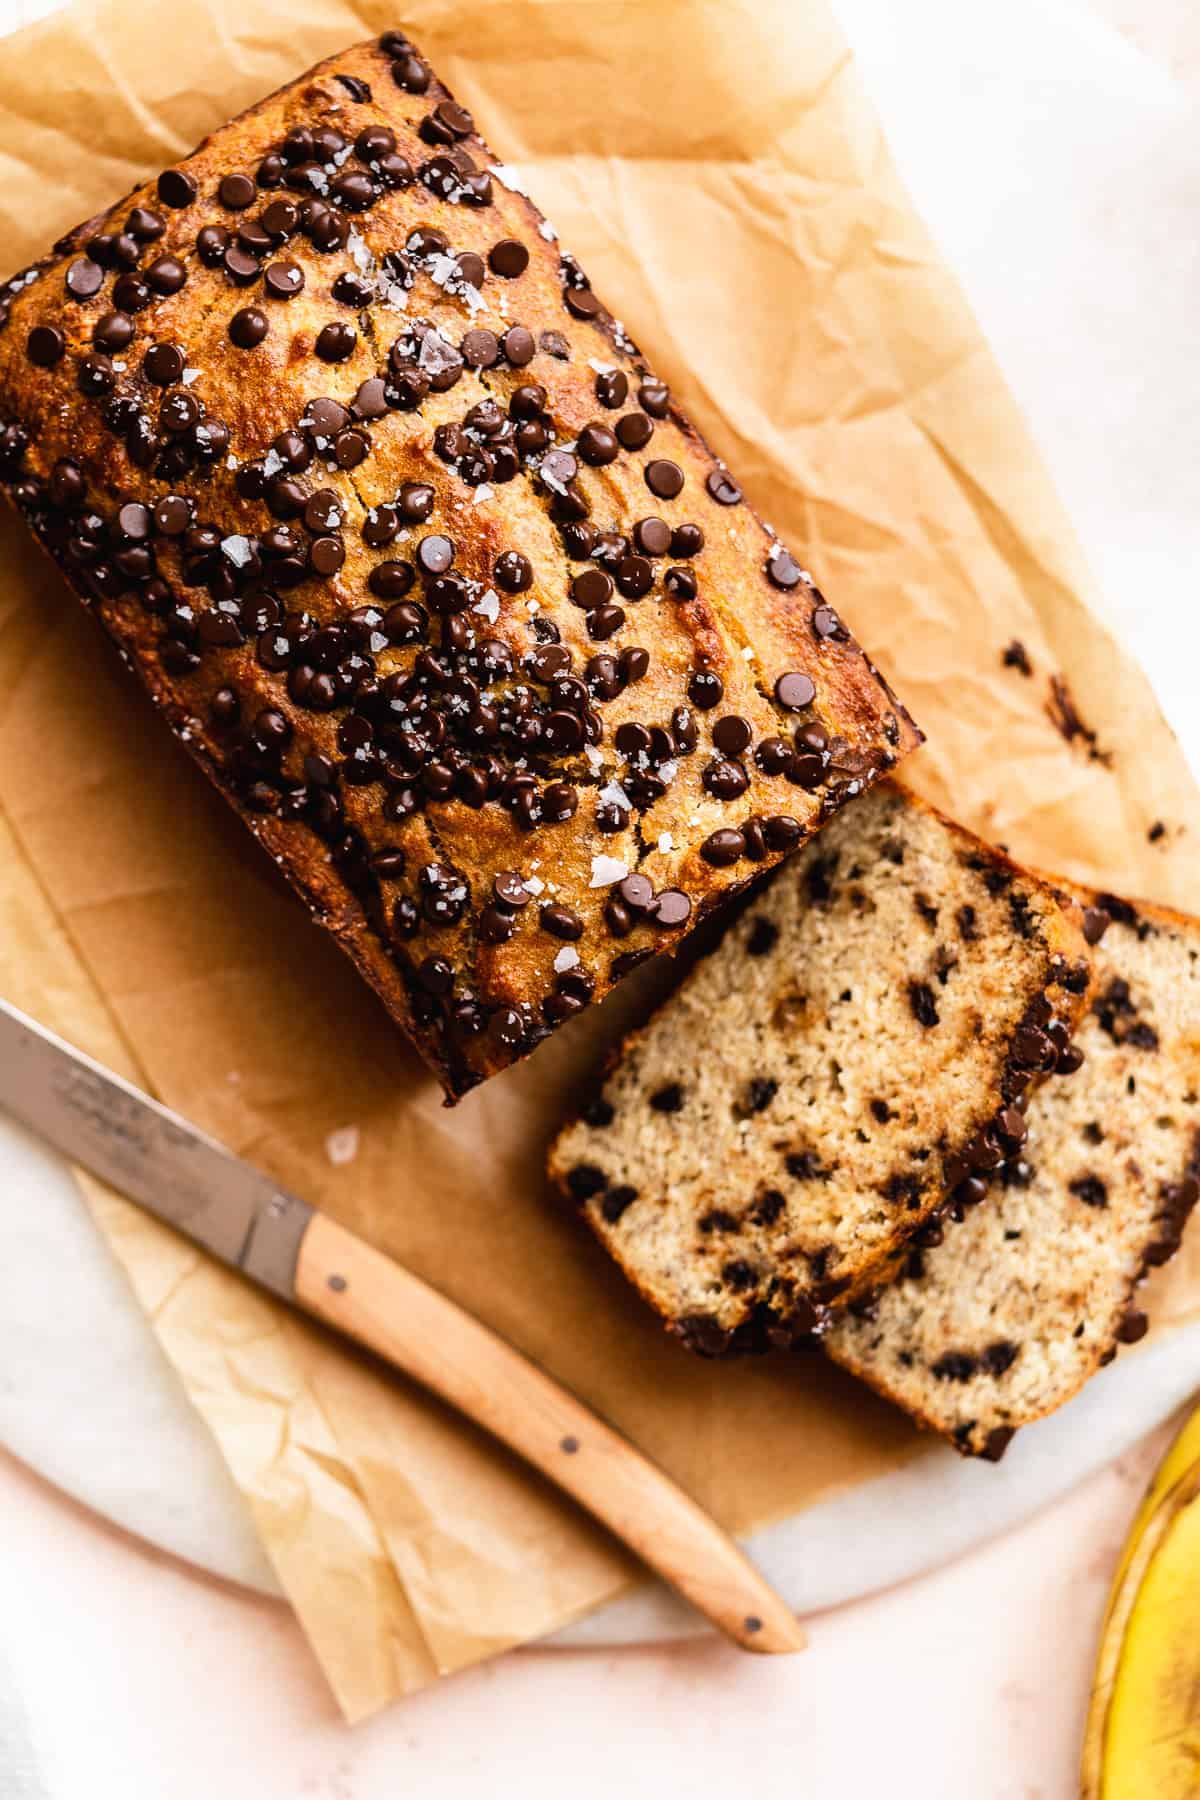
[0,32,918,1100]
[826,889,1200,1458]
[548,783,1092,1349]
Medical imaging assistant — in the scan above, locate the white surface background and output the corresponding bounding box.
[1,0,1199,1793]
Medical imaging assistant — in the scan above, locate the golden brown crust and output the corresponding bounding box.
[0,33,918,1098]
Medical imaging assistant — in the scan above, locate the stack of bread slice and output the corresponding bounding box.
[549,782,1200,1457]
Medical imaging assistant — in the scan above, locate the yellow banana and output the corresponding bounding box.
[1082,1405,1200,1797]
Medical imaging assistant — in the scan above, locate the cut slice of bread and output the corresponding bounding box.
[826,888,1200,1459]
[548,782,1092,1353]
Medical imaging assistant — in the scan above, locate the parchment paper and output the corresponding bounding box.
[0,0,1198,1720]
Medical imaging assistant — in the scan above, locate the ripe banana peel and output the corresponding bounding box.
[1082,1405,1200,1797]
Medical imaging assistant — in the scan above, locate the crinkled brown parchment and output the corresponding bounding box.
[0,0,1197,1721]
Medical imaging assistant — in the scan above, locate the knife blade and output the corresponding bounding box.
[0,994,804,1655]
[0,997,313,1294]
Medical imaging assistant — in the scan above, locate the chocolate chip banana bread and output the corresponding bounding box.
[0,32,918,1100]
[826,890,1200,1458]
[548,782,1092,1349]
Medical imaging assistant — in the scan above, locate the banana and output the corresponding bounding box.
[1082,1405,1200,1797]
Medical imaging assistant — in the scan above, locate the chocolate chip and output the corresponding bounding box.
[1069,1174,1108,1209]
[222,245,260,286]
[541,904,583,941]
[654,890,691,928]
[909,983,940,1028]
[498,324,533,366]
[588,605,625,640]
[762,815,801,853]
[154,494,191,535]
[679,673,724,725]
[141,341,183,385]
[671,523,704,557]
[644,458,683,499]
[315,321,357,362]
[65,258,103,300]
[620,646,650,684]
[638,378,669,417]
[219,173,256,210]
[592,368,626,409]
[461,327,500,368]
[1082,906,1110,945]
[649,1083,684,1113]
[564,286,602,320]
[228,307,268,348]
[706,468,742,505]
[157,169,197,209]
[571,568,613,609]
[127,206,164,241]
[712,715,752,756]
[413,533,453,576]
[812,603,847,641]
[767,547,804,589]
[309,536,344,576]
[774,671,816,711]
[577,423,619,466]
[702,828,746,867]
[703,759,749,800]
[615,555,653,599]
[26,325,64,366]
[263,261,305,300]
[494,551,532,592]
[488,237,529,278]
[616,412,653,451]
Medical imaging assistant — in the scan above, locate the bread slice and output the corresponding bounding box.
[548,782,1092,1352]
[826,889,1200,1459]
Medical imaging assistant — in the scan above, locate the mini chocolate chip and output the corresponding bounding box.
[461,327,500,368]
[502,325,535,366]
[65,258,104,300]
[588,604,626,640]
[712,715,752,756]
[909,983,940,1028]
[541,904,583,940]
[654,890,691,928]
[26,325,64,366]
[812,603,846,640]
[417,534,455,575]
[229,307,268,348]
[763,815,802,851]
[577,423,619,466]
[264,260,304,299]
[316,321,357,362]
[767,546,804,589]
[702,828,746,867]
[644,459,683,499]
[564,286,602,320]
[489,237,529,278]
[774,671,816,710]
[632,517,669,557]
[703,759,749,800]
[146,255,187,295]
[620,646,650,684]
[571,568,613,609]
[596,368,628,408]
[1082,906,1110,945]
[706,468,742,505]
[157,169,197,208]
[219,173,256,210]
[688,668,723,710]
[616,412,653,451]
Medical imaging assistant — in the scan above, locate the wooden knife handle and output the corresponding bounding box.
[295,1212,804,1655]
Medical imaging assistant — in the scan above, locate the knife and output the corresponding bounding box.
[0,996,803,1655]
